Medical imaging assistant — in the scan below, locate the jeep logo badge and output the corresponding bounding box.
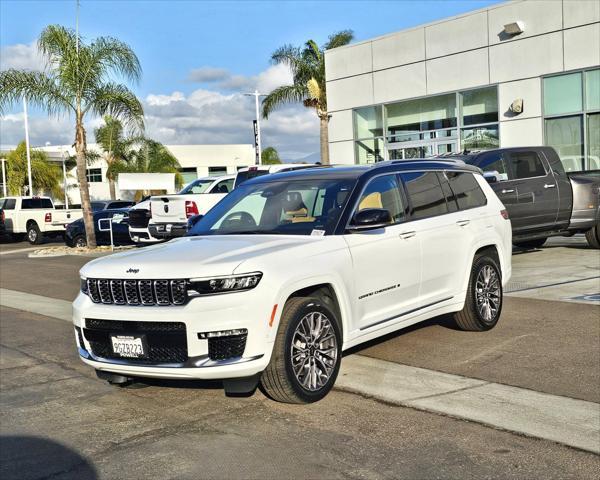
[126,268,139,274]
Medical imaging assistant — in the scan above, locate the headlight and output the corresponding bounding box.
[80,277,88,295]
[188,272,262,296]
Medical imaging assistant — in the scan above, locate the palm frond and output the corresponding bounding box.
[261,84,308,119]
[87,83,144,133]
[0,69,73,115]
[323,30,354,50]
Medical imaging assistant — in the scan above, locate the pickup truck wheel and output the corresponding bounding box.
[27,223,44,245]
[261,297,342,404]
[584,224,600,249]
[72,235,87,248]
[514,238,547,249]
[453,254,503,332]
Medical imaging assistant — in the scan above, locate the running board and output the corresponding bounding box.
[360,296,454,331]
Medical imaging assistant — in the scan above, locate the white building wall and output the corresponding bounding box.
[325,0,600,164]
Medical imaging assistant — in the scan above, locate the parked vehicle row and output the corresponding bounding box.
[74,159,512,403]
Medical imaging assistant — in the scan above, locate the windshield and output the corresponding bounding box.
[188,177,356,236]
[179,179,214,194]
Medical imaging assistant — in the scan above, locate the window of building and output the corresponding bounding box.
[354,106,384,164]
[543,68,599,171]
[401,171,448,220]
[446,172,487,209]
[86,168,102,183]
[179,167,198,185]
[355,138,385,164]
[208,166,227,177]
[461,86,498,126]
[461,125,499,150]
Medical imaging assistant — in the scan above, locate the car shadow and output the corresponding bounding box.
[342,313,460,358]
[0,435,98,480]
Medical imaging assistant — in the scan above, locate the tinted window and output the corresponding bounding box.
[437,173,458,213]
[108,201,134,209]
[401,171,448,220]
[91,202,106,211]
[212,178,234,194]
[509,151,546,179]
[1,198,16,210]
[356,175,405,224]
[234,170,269,188]
[446,172,487,210]
[478,153,510,181]
[21,198,53,209]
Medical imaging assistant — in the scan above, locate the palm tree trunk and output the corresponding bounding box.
[75,114,97,248]
[319,114,330,165]
[109,179,117,200]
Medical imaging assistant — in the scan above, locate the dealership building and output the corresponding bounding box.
[325,0,600,171]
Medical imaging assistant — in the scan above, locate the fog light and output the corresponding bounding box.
[198,328,248,339]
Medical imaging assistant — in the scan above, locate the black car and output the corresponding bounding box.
[91,200,135,212]
[65,208,133,247]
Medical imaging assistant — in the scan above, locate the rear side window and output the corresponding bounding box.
[234,170,269,188]
[357,174,405,224]
[91,202,105,211]
[108,201,134,209]
[21,198,53,209]
[1,199,16,210]
[509,151,546,179]
[401,171,448,220]
[446,172,487,210]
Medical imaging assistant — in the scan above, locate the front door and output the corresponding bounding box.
[343,174,421,332]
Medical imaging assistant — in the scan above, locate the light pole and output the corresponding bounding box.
[1,158,7,197]
[244,90,266,165]
[23,98,33,196]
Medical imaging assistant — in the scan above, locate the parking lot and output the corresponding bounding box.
[1,236,599,479]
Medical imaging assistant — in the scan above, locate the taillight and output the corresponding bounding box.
[45,212,52,223]
[500,209,509,220]
[185,200,199,218]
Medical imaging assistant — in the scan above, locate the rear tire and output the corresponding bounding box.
[453,253,503,332]
[260,297,342,404]
[27,223,43,245]
[514,238,547,249]
[72,235,87,248]
[585,224,600,249]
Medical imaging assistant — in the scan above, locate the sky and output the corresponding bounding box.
[0,0,500,160]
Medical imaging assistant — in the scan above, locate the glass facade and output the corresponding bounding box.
[353,86,499,164]
[543,68,600,171]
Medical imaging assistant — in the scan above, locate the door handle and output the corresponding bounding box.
[399,231,416,239]
[500,189,515,194]
[456,219,470,227]
[544,183,556,189]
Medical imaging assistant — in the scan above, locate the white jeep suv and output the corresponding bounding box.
[73,160,512,403]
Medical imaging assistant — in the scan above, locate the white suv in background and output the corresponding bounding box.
[74,160,511,403]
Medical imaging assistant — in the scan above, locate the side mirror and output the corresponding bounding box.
[187,214,204,230]
[348,208,391,232]
[483,171,499,184]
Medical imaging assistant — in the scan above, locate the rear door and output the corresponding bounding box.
[505,149,560,233]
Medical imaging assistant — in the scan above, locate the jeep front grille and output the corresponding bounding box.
[86,278,188,306]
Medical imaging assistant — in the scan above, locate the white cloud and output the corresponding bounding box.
[0,42,44,71]
[187,67,230,83]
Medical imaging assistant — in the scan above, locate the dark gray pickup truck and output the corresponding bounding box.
[460,147,600,249]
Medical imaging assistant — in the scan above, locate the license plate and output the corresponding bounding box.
[111,335,146,358]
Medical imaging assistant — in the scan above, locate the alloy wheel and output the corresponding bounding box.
[475,265,501,323]
[28,229,37,242]
[290,311,338,391]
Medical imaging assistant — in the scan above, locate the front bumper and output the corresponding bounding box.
[72,290,274,380]
[129,227,161,243]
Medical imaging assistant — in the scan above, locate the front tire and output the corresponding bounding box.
[72,235,87,248]
[585,224,600,249]
[27,223,43,245]
[453,253,503,331]
[261,297,342,404]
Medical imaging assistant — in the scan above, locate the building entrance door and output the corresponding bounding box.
[388,140,458,160]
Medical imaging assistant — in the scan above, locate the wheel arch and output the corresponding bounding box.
[460,243,503,295]
[26,219,39,230]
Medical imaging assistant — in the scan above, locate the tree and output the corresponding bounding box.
[5,141,63,198]
[261,30,354,165]
[107,138,183,201]
[0,25,144,247]
[261,146,282,165]
[95,115,129,200]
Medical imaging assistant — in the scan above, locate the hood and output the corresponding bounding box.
[80,234,321,279]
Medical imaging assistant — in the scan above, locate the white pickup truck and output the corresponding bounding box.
[0,196,83,244]
[148,175,235,239]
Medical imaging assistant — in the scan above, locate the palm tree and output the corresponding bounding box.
[5,141,64,199]
[261,30,354,165]
[0,25,144,247]
[95,115,129,200]
[261,146,282,165]
[107,138,183,201]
